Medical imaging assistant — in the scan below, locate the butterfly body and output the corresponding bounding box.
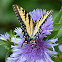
[12,4,54,43]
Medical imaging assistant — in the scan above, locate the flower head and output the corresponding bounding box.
[7,38,58,62]
[6,9,58,62]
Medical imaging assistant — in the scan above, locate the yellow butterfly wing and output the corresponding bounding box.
[12,4,33,38]
[13,4,54,41]
[33,10,54,36]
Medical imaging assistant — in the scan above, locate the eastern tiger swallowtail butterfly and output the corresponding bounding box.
[12,4,53,43]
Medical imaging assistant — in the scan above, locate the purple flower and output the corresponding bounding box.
[0,32,9,40]
[58,45,62,52]
[29,9,46,21]
[6,38,58,62]
[6,9,58,62]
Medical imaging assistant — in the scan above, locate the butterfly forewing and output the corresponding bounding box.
[12,4,34,38]
[33,10,54,36]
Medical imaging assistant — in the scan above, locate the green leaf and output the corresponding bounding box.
[5,49,12,62]
[57,27,62,38]
[59,15,62,24]
[53,23,61,31]
[46,30,58,39]
[0,40,11,50]
[47,7,62,39]
[53,7,62,24]
[0,45,7,61]
[9,30,15,38]
[53,7,62,31]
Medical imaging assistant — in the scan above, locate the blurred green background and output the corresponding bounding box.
[0,0,62,62]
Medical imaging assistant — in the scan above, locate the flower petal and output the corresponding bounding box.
[58,45,62,52]
[0,33,9,40]
[14,27,23,38]
[11,37,25,45]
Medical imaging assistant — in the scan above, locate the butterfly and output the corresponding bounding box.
[12,4,54,43]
